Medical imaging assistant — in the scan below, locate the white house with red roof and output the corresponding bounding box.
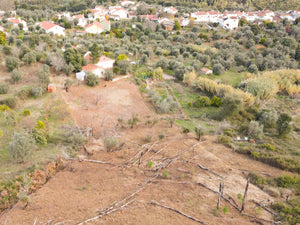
[219,17,239,30]
[109,6,128,19]
[256,10,275,21]
[73,14,88,27]
[190,11,209,23]
[85,21,104,34]
[39,21,65,36]
[82,64,105,78]
[164,7,178,15]
[120,0,135,8]
[140,15,158,21]
[208,11,222,23]
[8,18,28,31]
[96,55,115,69]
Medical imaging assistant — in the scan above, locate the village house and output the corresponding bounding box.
[109,6,128,20]
[244,12,256,22]
[256,10,275,21]
[140,15,158,22]
[208,11,222,23]
[72,14,88,27]
[164,7,178,15]
[96,55,115,69]
[8,18,28,31]
[56,12,71,20]
[220,17,240,30]
[161,20,174,31]
[179,17,190,27]
[120,0,135,8]
[39,21,65,36]
[190,11,209,23]
[85,21,104,34]
[80,64,105,79]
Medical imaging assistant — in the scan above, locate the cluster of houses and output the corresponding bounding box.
[0,0,299,37]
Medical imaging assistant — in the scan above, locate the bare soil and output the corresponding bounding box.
[0,79,285,225]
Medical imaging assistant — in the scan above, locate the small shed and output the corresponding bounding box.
[48,83,56,93]
[76,71,86,81]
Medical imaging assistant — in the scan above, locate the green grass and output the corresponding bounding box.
[202,70,245,87]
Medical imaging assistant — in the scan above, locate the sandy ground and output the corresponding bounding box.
[0,79,285,225]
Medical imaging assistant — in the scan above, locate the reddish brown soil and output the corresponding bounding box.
[0,79,285,225]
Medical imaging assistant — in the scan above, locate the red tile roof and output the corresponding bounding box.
[74,14,84,19]
[82,64,99,71]
[86,21,104,29]
[8,18,20,24]
[98,55,114,63]
[39,21,56,30]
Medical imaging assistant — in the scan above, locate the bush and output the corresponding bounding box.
[194,96,211,107]
[22,51,36,64]
[85,72,99,87]
[213,63,224,75]
[22,110,31,116]
[258,109,278,128]
[103,137,118,152]
[0,97,17,108]
[9,131,36,162]
[103,70,114,81]
[32,128,48,146]
[5,56,19,72]
[10,69,23,84]
[30,87,43,98]
[195,125,204,141]
[210,96,222,107]
[275,175,300,188]
[17,88,31,100]
[0,84,9,94]
[277,113,292,137]
[259,143,276,151]
[247,121,264,139]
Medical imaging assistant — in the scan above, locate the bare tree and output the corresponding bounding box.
[49,53,66,72]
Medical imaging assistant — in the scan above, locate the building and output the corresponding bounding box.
[140,15,158,21]
[8,18,28,31]
[220,17,239,30]
[190,11,209,23]
[73,14,88,27]
[96,56,115,69]
[39,21,65,36]
[256,10,275,21]
[120,0,135,8]
[161,20,174,31]
[85,21,104,34]
[109,6,128,20]
[82,64,105,78]
[164,7,178,15]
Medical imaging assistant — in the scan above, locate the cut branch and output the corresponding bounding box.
[65,157,115,166]
[240,178,250,213]
[198,163,224,179]
[151,201,209,225]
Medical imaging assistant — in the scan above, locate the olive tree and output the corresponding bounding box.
[9,131,36,162]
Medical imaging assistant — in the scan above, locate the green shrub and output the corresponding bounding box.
[258,109,278,128]
[271,199,300,225]
[103,136,118,152]
[247,121,264,139]
[17,88,31,100]
[163,170,169,178]
[223,128,234,137]
[251,151,260,159]
[32,128,48,146]
[5,56,20,72]
[158,134,165,140]
[10,69,23,84]
[22,110,31,116]
[194,96,211,107]
[9,131,36,162]
[0,84,9,94]
[275,175,300,188]
[85,72,99,87]
[259,143,276,151]
[217,135,231,145]
[30,87,43,98]
[210,96,222,107]
[222,206,229,214]
[0,97,17,108]
[147,160,154,168]
[248,172,268,187]
[103,70,114,81]
[277,113,292,137]
[181,127,190,134]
